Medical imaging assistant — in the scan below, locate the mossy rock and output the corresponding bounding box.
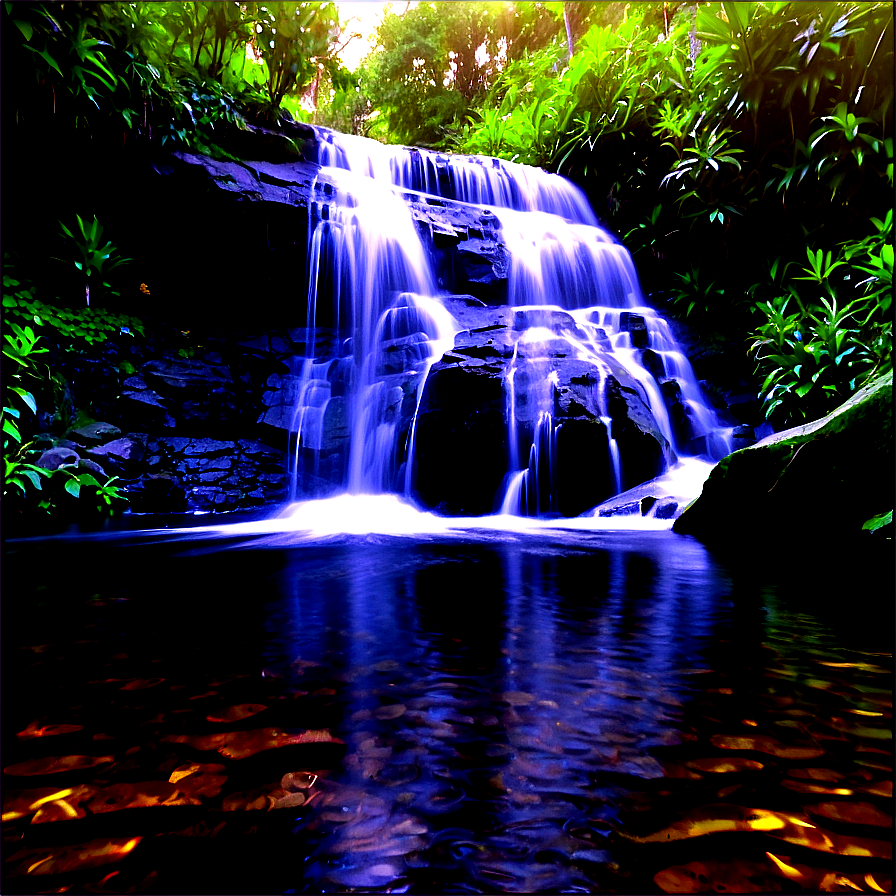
[673,372,894,547]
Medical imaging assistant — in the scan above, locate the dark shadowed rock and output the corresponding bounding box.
[674,372,893,546]
[413,363,508,515]
[78,458,109,479]
[87,437,145,476]
[619,312,649,348]
[142,357,234,395]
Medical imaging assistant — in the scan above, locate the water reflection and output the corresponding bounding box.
[262,536,738,891]
[1,530,891,894]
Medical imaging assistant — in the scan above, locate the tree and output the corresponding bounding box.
[362,1,564,148]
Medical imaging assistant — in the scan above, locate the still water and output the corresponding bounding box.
[2,518,892,894]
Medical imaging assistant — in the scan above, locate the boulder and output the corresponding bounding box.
[36,446,80,470]
[78,458,109,479]
[413,362,508,515]
[165,151,514,304]
[142,357,233,393]
[673,372,894,546]
[86,437,145,476]
[68,421,121,447]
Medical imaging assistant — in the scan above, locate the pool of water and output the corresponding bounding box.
[2,516,892,894]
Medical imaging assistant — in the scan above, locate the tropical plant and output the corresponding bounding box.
[2,320,53,505]
[55,216,132,308]
[2,258,134,520]
[254,2,340,109]
[750,220,893,424]
[2,316,129,519]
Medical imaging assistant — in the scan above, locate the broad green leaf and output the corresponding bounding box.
[13,19,33,41]
[21,469,43,490]
[863,510,893,532]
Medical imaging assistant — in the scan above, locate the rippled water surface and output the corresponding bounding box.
[2,522,892,894]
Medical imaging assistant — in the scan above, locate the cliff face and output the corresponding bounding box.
[9,126,757,522]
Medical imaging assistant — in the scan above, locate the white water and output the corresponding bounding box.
[277,126,734,529]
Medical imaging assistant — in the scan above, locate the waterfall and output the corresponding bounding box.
[283,127,732,518]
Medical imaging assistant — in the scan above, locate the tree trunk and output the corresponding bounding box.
[563,2,575,60]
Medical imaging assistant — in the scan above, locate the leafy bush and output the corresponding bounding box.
[750,218,893,424]
[3,1,347,159]
[2,319,127,519]
[54,215,132,308]
[3,259,144,346]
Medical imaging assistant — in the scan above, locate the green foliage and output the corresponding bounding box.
[361,2,566,148]
[54,215,132,307]
[668,266,727,324]
[254,2,339,108]
[2,321,46,453]
[862,509,892,534]
[2,258,136,520]
[1,315,128,519]
[3,1,346,159]
[1,321,52,504]
[749,217,893,424]
[2,289,144,347]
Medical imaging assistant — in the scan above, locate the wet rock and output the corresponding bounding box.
[655,500,678,519]
[120,475,186,513]
[36,446,80,470]
[68,422,121,447]
[182,438,236,458]
[77,458,109,479]
[57,357,119,420]
[640,495,657,515]
[120,388,176,431]
[641,348,665,381]
[512,308,584,337]
[86,437,145,476]
[619,312,649,348]
[598,500,642,518]
[455,239,509,302]
[413,362,507,515]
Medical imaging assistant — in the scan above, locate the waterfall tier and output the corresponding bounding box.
[279,127,733,517]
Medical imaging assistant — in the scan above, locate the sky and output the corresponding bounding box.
[334,2,416,71]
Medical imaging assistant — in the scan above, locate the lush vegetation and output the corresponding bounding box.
[334,1,892,429]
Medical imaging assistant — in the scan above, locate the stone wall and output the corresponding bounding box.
[33,326,294,515]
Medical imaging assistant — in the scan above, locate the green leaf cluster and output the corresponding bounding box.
[2,318,127,519]
[340,2,567,148]
[750,215,893,425]
[4,1,344,159]
[3,260,144,346]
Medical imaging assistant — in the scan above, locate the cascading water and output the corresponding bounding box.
[283,126,733,521]
[289,167,458,500]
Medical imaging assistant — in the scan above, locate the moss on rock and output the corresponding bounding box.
[673,372,894,547]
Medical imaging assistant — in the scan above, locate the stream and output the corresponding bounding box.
[3,516,892,894]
